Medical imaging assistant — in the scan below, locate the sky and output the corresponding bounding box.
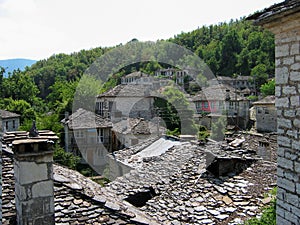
[0,0,283,60]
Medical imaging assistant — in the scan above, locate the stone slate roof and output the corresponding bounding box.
[236,75,252,81]
[2,130,277,225]
[2,130,58,145]
[252,95,276,105]
[123,71,150,78]
[0,110,20,119]
[1,145,157,225]
[193,84,247,101]
[211,76,252,82]
[61,108,112,130]
[98,84,152,97]
[247,0,300,25]
[112,118,164,135]
[106,133,277,224]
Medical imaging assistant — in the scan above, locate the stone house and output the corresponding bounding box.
[209,75,256,97]
[155,68,187,85]
[252,95,277,133]
[0,109,20,133]
[111,117,164,148]
[61,108,113,172]
[248,0,300,224]
[96,84,155,121]
[192,84,250,129]
[121,71,153,85]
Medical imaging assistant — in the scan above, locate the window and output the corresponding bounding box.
[96,101,104,116]
[75,130,84,138]
[219,101,224,109]
[109,101,113,111]
[257,107,262,114]
[204,102,209,108]
[5,121,8,130]
[97,128,104,143]
[264,108,269,114]
[210,102,214,109]
[235,102,239,109]
[229,102,234,109]
[13,120,15,129]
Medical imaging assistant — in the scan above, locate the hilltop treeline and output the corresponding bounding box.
[171,19,274,77]
[0,19,274,132]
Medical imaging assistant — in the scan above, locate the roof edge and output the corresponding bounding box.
[247,0,300,26]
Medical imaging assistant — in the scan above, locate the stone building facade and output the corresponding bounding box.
[249,1,300,224]
[193,84,250,129]
[209,75,256,96]
[61,108,113,173]
[112,117,163,148]
[252,95,277,133]
[0,109,20,133]
[96,84,155,121]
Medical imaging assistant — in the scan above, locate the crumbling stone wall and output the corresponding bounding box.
[272,16,300,225]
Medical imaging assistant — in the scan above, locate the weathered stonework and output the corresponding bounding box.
[13,140,55,225]
[274,23,300,225]
[249,1,300,224]
[0,135,2,223]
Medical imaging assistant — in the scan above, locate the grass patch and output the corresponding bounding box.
[244,188,276,225]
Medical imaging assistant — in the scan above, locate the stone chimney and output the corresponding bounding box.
[12,137,55,225]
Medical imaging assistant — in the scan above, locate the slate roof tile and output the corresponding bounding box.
[1,146,158,225]
[193,84,247,101]
[247,0,300,25]
[0,109,20,119]
[252,95,276,105]
[98,84,152,97]
[106,133,277,224]
[61,108,113,130]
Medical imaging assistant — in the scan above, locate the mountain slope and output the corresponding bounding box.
[0,58,36,77]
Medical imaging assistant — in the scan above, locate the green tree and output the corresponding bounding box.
[36,112,63,135]
[0,67,4,97]
[211,116,226,141]
[73,74,103,111]
[47,78,78,113]
[2,98,36,123]
[260,79,275,97]
[2,70,40,105]
[53,144,80,170]
[219,30,242,76]
[251,64,269,92]
[155,85,197,135]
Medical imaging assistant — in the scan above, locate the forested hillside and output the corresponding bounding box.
[0,19,275,132]
[171,19,274,78]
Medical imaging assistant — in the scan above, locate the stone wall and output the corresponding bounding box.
[272,17,300,225]
[0,137,2,222]
[256,105,277,133]
[13,141,55,225]
[2,117,20,132]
